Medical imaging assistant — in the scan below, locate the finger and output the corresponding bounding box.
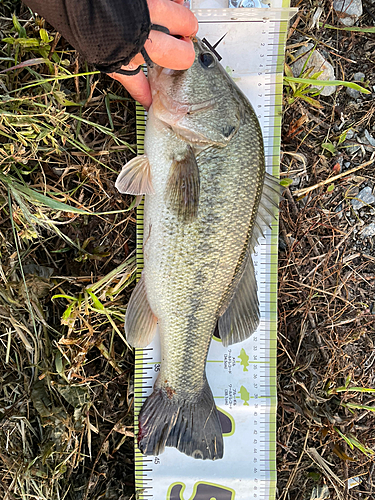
[121,29,196,69]
[110,70,152,110]
[120,32,196,68]
[148,0,198,37]
[126,32,196,68]
[143,31,195,70]
[129,52,146,66]
[172,0,185,4]
[144,32,195,69]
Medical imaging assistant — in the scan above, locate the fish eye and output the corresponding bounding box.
[199,52,215,69]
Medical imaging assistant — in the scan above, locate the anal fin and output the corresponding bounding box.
[125,273,157,348]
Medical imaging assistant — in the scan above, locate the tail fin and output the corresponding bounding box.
[138,379,223,460]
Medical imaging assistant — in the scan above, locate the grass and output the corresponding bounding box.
[0,5,138,499]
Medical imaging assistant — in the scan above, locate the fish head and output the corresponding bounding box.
[148,37,244,147]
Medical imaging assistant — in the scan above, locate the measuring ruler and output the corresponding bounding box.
[133,5,296,500]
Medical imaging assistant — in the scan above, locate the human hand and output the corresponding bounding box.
[109,0,198,109]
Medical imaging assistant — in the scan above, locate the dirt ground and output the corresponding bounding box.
[278,1,375,498]
[0,1,374,499]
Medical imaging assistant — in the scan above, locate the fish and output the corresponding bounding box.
[115,37,281,460]
[239,348,250,372]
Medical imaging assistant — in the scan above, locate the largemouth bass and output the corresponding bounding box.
[116,38,281,460]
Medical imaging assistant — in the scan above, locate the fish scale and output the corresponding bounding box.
[143,101,263,395]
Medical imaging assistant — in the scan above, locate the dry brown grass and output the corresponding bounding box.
[277,2,375,498]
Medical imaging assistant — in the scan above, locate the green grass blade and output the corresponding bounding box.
[342,403,375,412]
[9,71,101,94]
[86,256,136,294]
[0,173,89,214]
[284,76,370,94]
[321,23,375,33]
[329,386,375,394]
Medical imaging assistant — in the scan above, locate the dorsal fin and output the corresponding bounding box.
[249,172,282,252]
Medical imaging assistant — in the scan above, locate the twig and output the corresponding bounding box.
[289,280,355,307]
[326,49,357,64]
[283,187,299,216]
[307,447,344,500]
[294,153,375,197]
[279,430,310,500]
[343,442,349,500]
[287,12,302,40]
[363,1,375,22]
[84,426,115,500]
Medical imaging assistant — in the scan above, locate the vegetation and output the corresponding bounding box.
[0,4,137,498]
[278,2,375,498]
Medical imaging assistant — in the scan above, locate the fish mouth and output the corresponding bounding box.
[149,66,221,120]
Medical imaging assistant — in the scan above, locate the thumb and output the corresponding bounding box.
[109,70,152,110]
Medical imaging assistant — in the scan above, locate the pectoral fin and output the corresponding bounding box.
[125,273,157,348]
[165,145,200,221]
[115,155,154,195]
